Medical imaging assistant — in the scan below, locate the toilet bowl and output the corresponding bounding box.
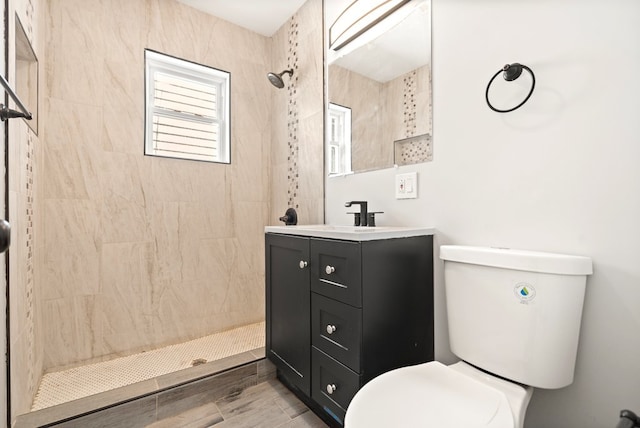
[345,245,592,428]
[345,361,533,428]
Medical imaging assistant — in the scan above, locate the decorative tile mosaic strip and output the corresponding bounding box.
[403,70,418,138]
[286,15,300,209]
[31,322,266,411]
[26,128,36,401]
[397,68,432,166]
[25,0,35,39]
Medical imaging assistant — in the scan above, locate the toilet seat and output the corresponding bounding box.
[345,361,515,428]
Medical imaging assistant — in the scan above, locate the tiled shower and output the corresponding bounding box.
[7,0,323,423]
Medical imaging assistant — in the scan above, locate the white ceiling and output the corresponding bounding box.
[177,0,431,84]
[177,0,308,37]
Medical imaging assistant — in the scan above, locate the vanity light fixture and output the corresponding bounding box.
[329,0,411,51]
[485,63,536,113]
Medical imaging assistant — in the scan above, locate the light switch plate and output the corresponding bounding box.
[395,172,418,199]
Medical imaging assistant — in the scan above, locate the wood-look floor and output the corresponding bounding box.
[147,379,329,428]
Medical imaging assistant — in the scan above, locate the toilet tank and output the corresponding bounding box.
[440,245,592,389]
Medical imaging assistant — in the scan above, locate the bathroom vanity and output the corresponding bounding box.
[265,225,434,426]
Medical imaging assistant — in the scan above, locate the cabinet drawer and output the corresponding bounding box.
[312,293,361,372]
[312,347,361,426]
[310,238,362,307]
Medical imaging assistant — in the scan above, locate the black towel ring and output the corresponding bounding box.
[485,63,535,113]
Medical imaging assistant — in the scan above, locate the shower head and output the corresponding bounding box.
[267,69,293,89]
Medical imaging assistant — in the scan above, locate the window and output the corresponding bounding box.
[144,50,230,163]
[327,103,352,175]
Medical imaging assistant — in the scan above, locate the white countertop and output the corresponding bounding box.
[265,225,435,241]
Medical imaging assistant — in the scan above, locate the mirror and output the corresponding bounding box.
[326,0,432,175]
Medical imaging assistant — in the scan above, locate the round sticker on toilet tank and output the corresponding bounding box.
[514,282,536,304]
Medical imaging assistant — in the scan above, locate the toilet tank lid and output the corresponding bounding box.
[440,245,593,275]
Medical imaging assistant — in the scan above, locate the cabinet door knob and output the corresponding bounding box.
[325,265,335,274]
[326,384,337,395]
[299,260,308,269]
[326,324,337,334]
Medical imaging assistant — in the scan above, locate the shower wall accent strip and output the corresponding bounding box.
[286,15,300,210]
[25,129,36,401]
[18,2,38,408]
[395,69,433,166]
[403,69,417,138]
[26,0,35,38]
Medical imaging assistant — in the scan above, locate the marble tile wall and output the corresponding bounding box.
[328,64,432,171]
[382,64,432,144]
[8,0,45,420]
[384,65,433,165]
[4,0,325,420]
[328,64,385,172]
[40,0,275,371]
[269,0,324,226]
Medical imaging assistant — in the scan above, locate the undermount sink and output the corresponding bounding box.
[265,224,434,241]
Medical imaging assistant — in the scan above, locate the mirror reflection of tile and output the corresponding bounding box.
[327,0,432,173]
[394,133,432,166]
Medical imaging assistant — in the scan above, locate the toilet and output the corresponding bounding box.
[345,245,592,428]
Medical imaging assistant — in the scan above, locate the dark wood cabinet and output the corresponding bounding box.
[266,232,434,426]
[265,233,311,395]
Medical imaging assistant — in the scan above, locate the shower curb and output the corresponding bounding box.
[14,348,276,427]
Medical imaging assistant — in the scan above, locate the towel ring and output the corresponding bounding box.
[485,63,535,113]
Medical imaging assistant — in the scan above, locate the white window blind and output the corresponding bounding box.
[144,50,230,163]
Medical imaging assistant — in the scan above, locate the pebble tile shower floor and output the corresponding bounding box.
[32,322,265,410]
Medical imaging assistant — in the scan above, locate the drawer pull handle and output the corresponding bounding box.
[326,384,337,395]
[325,265,335,274]
[299,260,308,269]
[326,324,337,334]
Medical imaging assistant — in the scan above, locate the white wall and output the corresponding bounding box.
[326,0,640,426]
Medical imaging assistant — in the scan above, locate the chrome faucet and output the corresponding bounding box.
[344,201,368,226]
